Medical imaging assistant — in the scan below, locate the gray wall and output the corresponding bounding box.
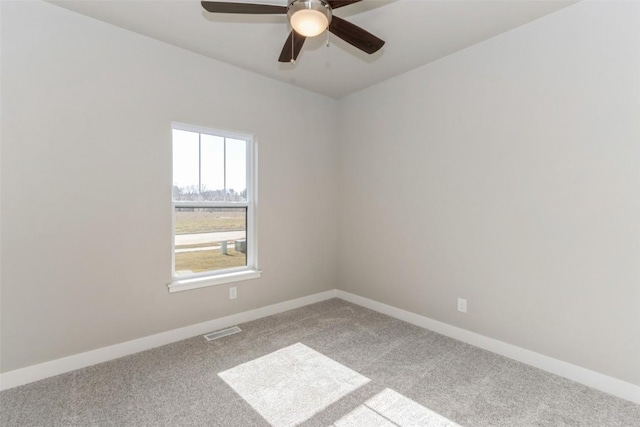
[0,1,338,372]
[337,1,640,386]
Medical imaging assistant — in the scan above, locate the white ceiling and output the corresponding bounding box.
[50,0,576,98]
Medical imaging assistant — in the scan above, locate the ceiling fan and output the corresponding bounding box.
[201,0,385,63]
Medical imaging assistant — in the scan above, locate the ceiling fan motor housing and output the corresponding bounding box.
[200,0,385,62]
[287,0,333,37]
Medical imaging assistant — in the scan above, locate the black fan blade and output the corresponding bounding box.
[327,0,363,9]
[201,1,287,14]
[279,31,306,63]
[329,15,384,54]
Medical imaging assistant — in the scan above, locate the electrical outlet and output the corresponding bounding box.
[229,287,237,300]
[457,298,467,313]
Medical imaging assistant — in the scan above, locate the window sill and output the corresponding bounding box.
[168,269,262,293]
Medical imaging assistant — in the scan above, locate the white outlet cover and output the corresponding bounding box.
[457,298,467,313]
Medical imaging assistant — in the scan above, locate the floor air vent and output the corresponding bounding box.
[204,326,242,341]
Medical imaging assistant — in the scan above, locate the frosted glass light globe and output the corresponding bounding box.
[290,9,329,37]
[287,0,332,38]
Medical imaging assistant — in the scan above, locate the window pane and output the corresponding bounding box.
[172,130,200,201]
[174,207,247,276]
[200,134,225,201]
[225,138,247,202]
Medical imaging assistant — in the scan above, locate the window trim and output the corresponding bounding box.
[168,122,260,293]
[168,270,261,293]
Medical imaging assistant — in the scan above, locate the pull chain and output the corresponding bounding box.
[326,27,330,47]
[290,31,295,64]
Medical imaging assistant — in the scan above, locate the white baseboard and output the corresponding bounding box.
[3,288,638,405]
[0,289,337,391]
[336,290,640,405]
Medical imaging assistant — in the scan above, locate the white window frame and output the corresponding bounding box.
[168,122,260,293]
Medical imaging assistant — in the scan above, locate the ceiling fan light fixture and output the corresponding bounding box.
[288,0,332,38]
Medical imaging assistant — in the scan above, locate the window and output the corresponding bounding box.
[169,123,259,292]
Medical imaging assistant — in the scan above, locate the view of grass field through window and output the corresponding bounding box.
[174,208,247,275]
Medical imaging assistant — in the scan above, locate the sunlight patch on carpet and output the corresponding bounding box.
[218,343,370,427]
[332,388,463,427]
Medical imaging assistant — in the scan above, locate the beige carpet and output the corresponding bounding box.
[332,388,462,427]
[1,299,639,426]
[219,343,369,426]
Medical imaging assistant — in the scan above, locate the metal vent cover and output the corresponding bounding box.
[204,326,242,341]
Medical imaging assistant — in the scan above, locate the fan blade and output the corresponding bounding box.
[278,31,306,63]
[201,1,287,14]
[328,15,384,54]
[327,0,363,9]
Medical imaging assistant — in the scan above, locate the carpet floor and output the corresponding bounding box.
[1,298,639,426]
